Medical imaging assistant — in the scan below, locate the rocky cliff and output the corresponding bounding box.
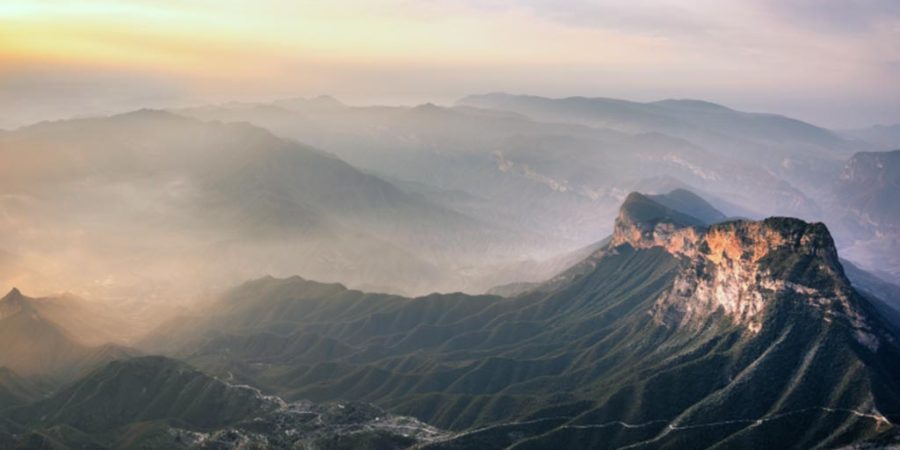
[613,193,884,349]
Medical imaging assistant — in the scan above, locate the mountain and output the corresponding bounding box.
[834,150,900,228]
[140,192,900,449]
[176,97,827,260]
[8,356,270,432]
[175,95,900,292]
[3,356,446,449]
[829,150,900,282]
[842,259,900,331]
[842,124,900,150]
[456,93,868,214]
[456,94,900,283]
[647,188,728,225]
[485,189,730,297]
[0,288,136,379]
[0,110,537,298]
[0,287,90,375]
[0,289,139,346]
[0,368,44,408]
[457,93,853,161]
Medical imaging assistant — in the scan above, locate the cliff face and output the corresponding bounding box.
[613,193,881,349]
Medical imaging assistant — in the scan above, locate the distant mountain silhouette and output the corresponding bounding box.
[140,193,900,449]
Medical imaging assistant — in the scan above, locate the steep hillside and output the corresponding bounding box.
[4,356,446,449]
[8,356,271,432]
[0,368,44,408]
[0,288,90,375]
[144,193,900,449]
[0,288,136,379]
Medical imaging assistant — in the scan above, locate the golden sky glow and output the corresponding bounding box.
[1,0,899,127]
[0,1,676,71]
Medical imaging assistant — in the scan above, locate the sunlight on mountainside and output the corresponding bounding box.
[1,1,899,449]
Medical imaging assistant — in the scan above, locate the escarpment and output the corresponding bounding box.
[612,193,882,347]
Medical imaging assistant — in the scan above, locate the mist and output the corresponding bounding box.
[3,0,900,130]
[4,2,900,449]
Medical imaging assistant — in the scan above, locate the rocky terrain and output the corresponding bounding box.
[2,356,446,450]
[2,191,899,449]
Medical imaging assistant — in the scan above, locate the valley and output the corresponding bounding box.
[2,188,898,449]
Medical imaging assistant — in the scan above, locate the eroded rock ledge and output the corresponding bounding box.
[611,193,879,348]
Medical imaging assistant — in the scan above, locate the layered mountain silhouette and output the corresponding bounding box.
[0,367,43,408]
[829,150,900,282]
[835,150,900,232]
[3,186,899,448]
[0,110,540,298]
[842,124,900,150]
[175,94,899,292]
[0,288,135,379]
[178,96,817,221]
[132,191,900,449]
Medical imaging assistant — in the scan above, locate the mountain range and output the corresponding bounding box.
[0,109,548,299]
[3,93,900,449]
[127,191,900,449]
[2,356,444,449]
[0,288,135,379]
[0,190,898,448]
[841,124,900,150]
[173,93,900,290]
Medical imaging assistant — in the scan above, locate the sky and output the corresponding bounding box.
[1,0,899,128]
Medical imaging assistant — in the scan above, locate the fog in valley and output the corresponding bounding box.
[3,2,900,449]
[2,93,899,344]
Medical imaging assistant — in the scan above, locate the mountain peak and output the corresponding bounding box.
[608,193,875,341]
[3,287,23,300]
[652,98,733,112]
[413,102,444,112]
[0,287,31,314]
[619,192,706,225]
[611,192,838,267]
[309,94,343,107]
[611,192,707,253]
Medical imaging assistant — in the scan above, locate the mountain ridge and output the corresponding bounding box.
[0,287,139,380]
[132,191,900,449]
[4,355,448,449]
[610,194,892,344]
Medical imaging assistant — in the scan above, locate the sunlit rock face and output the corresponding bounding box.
[612,193,880,348]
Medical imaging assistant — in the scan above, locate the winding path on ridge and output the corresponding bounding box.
[412,406,893,449]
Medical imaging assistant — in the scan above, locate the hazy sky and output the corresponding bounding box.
[1,0,899,128]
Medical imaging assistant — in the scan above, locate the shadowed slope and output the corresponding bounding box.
[143,192,900,449]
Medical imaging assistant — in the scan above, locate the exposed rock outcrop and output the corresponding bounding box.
[612,193,882,348]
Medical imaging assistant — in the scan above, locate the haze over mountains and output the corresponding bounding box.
[2,92,900,449]
[4,0,900,447]
[0,108,555,300]
[173,93,900,286]
[3,189,899,449]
